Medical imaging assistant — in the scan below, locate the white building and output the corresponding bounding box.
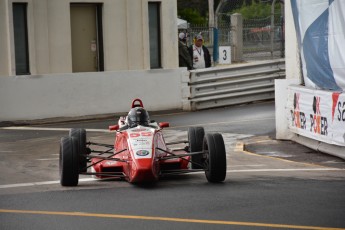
[0,0,186,121]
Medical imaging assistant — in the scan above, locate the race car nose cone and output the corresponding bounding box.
[130,159,158,182]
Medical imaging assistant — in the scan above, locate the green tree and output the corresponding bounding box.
[231,0,281,19]
[179,8,207,24]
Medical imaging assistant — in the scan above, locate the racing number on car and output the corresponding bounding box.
[141,132,152,137]
[130,133,140,138]
[130,132,152,138]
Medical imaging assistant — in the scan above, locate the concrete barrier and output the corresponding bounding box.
[0,69,188,121]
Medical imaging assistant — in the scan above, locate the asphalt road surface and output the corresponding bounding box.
[1,101,345,230]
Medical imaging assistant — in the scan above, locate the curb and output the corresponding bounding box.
[291,134,345,160]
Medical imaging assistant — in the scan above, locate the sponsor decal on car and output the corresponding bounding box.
[136,150,150,156]
[131,128,148,132]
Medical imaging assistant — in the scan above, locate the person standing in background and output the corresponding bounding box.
[178,32,193,70]
[189,34,211,69]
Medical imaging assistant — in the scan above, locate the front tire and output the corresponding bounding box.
[60,137,79,186]
[203,133,226,183]
[188,127,205,169]
[69,128,87,172]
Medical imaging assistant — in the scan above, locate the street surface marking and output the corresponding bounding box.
[241,148,331,168]
[0,209,344,230]
[229,164,266,167]
[36,158,59,161]
[0,168,343,189]
[0,117,274,132]
[235,141,334,169]
[0,178,97,189]
[0,126,109,132]
[324,161,345,164]
[228,168,344,172]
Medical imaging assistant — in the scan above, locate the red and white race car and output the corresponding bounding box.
[59,99,227,186]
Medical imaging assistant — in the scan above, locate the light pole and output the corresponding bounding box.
[215,0,226,28]
[209,0,215,45]
[271,0,277,59]
[209,0,215,28]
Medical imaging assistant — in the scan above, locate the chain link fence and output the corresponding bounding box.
[180,0,285,63]
[243,15,284,60]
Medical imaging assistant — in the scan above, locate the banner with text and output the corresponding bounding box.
[288,86,345,146]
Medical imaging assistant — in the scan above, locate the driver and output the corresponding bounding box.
[118,107,151,130]
[127,107,150,128]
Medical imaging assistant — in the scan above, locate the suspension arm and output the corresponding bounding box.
[84,149,127,170]
[165,140,189,145]
[87,141,114,148]
[156,147,205,169]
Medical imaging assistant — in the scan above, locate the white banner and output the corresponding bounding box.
[291,0,345,91]
[287,85,345,146]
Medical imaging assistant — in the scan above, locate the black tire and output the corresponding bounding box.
[188,127,205,169]
[69,128,87,172]
[203,133,227,183]
[60,137,79,186]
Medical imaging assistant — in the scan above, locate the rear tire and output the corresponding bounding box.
[203,133,226,183]
[188,127,205,169]
[60,137,79,186]
[69,128,87,172]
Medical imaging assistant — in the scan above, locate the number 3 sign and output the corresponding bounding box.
[219,46,231,64]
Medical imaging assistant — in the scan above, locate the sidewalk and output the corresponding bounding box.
[242,135,345,169]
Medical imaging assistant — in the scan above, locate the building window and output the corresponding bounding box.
[148,2,161,69]
[13,3,30,75]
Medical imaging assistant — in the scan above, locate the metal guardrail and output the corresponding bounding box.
[189,59,285,110]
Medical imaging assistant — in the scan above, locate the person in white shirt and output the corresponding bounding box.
[188,34,211,69]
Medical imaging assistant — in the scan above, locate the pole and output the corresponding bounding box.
[209,0,215,45]
[271,0,277,59]
[213,28,219,64]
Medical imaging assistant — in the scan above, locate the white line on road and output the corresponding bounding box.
[0,127,109,132]
[0,178,97,189]
[0,117,275,132]
[0,168,343,189]
[36,158,59,161]
[227,168,345,172]
[229,165,265,168]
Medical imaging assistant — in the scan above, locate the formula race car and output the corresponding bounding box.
[59,99,227,186]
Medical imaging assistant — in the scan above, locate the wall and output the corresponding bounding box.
[0,69,186,121]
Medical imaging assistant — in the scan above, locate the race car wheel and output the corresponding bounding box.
[60,137,79,186]
[188,127,205,169]
[69,128,87,172]
[203,133,226,183]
